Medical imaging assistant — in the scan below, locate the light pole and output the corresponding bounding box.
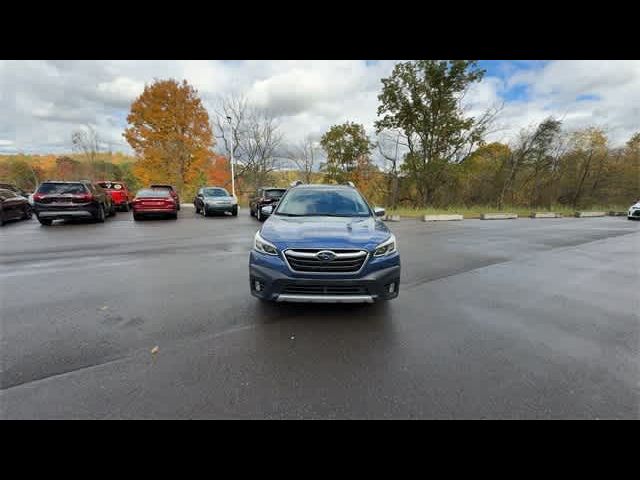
[226,115,235,198]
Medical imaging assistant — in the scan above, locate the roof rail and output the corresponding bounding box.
[344,181,355,188]
[290,180,304,187]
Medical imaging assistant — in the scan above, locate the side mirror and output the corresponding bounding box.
[261,205,274,215]
[374,207,386,217]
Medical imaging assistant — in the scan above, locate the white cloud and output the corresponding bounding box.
[97,77,145,107]
[1,60,638,155]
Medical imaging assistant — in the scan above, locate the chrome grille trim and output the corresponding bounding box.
[283,248,369,275]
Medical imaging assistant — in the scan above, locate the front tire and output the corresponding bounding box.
[38,217,52,226]
[133,213,142,221]
[202,207,208,217]
[122,203,130,212]
[232,206,238,216]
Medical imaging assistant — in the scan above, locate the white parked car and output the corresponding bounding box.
[628,201,640,220]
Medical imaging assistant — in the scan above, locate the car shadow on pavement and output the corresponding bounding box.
[254,300,393,327]
[1,218,34,228]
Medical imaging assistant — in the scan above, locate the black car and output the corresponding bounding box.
[0,183,29,197]
[249,187,287,222]
[32,181,115,226]
[0,188,32,226]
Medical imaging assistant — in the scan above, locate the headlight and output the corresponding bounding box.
[254,231,278,256]
[373,234,397,257]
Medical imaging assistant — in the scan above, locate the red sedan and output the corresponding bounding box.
[132,189,178,221]
[97,181,132,211]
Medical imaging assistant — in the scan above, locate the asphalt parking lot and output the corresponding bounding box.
[1,209,638,419]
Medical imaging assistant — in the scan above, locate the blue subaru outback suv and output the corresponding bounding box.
[249,183,400,303]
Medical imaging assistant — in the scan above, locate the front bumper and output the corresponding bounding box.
[204,203,236,213]
[249,251,400,303]
[628,209,640,218]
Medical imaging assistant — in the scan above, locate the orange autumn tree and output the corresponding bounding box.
[123,79,214,197]
[207,154,232,189]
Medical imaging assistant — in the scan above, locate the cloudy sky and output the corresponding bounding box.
[1,60,638,155]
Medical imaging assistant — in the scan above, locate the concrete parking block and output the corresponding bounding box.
[575,211,606,218]
[530,212,562,218]
[422,214,463,222]
[480,213,518,220]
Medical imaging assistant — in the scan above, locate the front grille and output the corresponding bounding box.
[284,249,368,273]
[282,284,369,295]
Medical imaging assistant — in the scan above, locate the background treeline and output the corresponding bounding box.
[1,61,638,209]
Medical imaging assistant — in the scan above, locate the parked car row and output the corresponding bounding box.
[0,179,187,225]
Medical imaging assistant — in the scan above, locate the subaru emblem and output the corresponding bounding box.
[316,250,337,262]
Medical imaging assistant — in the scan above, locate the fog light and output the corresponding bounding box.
[255,280,263,292]
[388,283,395,293]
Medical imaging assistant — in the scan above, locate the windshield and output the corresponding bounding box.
[37,183,87,195]
[136,189,171,198]
[97,182,123,190]
[150,185,173,191]
[265,189,286,199]
[203,188,229,197]
[275,188,371,217]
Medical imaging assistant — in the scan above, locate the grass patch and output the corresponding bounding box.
[386,205,628,219]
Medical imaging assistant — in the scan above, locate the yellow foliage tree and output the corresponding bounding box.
[123,79,214,196]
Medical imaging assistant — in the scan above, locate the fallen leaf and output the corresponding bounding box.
[151,346,159,354]
[100,306,109,311]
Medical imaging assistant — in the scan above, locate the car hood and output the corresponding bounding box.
[630,202,640,209]
[260,215,392,251]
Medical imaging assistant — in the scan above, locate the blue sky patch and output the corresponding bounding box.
[576,93,600,102]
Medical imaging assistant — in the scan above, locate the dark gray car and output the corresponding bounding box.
[194,187,238,217]
[33,181,115,225]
